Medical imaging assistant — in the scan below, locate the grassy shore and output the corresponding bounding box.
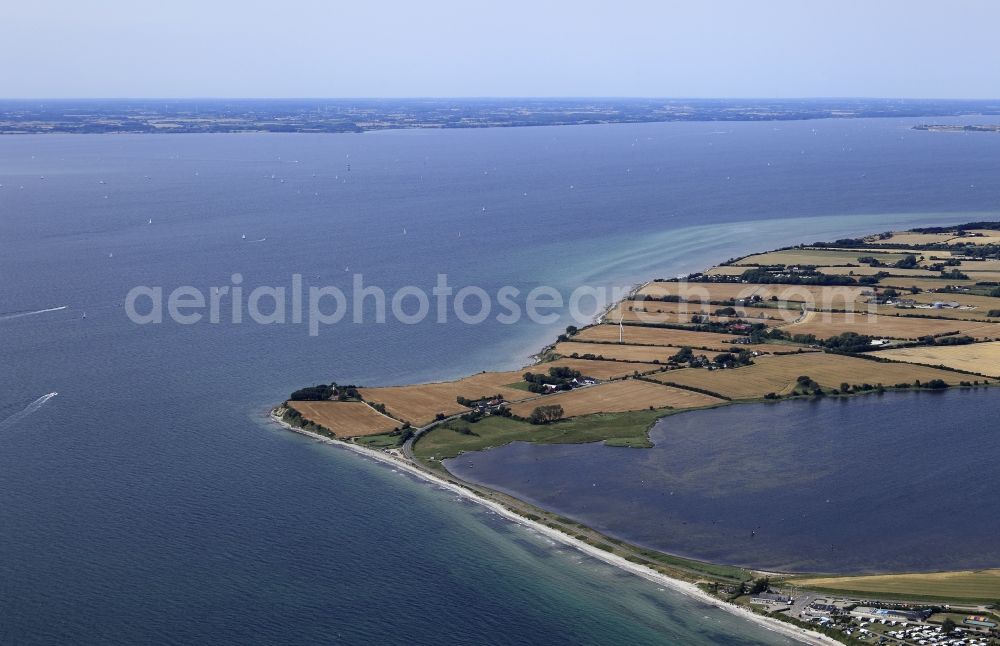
[413,409,665,458]
[788,570,1000,604]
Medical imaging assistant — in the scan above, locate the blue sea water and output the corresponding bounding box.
[1,116,999,644]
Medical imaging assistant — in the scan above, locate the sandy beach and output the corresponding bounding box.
[271,412,840,646]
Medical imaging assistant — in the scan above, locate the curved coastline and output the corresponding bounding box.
[270,411,840,646]
[274,219,1000,642]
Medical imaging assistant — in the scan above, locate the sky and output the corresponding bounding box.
[3,0,999,99]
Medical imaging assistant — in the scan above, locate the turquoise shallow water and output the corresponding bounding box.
[1,117,998,643]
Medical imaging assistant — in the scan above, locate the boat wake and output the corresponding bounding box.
[0,305,68,322]
[0,392,58,431]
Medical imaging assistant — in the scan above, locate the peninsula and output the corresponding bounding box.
[276,222,1000,645]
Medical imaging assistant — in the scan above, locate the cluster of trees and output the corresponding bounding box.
[839,382,886,395]
[669,346,706,367]
[640,294,684,303]
[392,425,414,444]
[794,375,823,396]
[834,379,950,394]
[822,331,879,353]
[523,367,586,393]
[456,393,504,407]
[859,254,944,271]
[764,329,877,353]
[289,382,360,401]
[738,267,861,286]
[528,404,564,424]
[856,273,888,285]
[926,258,962,271]
[922,334,974,346]
[728,577,770,599]
[812,237,869,248]
[666,346,753,369]
[892,254,920,269]
[764,329,981,354]
[556,325,580,343]
[710,351,754,368]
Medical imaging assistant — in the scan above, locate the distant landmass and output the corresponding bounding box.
[913,123,1000,132]
[3,98,1000,134]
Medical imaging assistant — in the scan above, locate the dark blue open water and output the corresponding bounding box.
[1,116,999,643]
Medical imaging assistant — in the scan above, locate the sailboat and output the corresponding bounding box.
[241,233,246,240]
[147,218,153,225]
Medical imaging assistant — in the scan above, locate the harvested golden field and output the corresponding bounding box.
[733,248,903,266]
[871,232,958,246]
[785,299,994,321]
[948,260,1000,272]
[575,324,806,353]
[648,352,962,399]
[794,569,1000,602]
[780,310,1000,340]
[875,305,1000,322]
[535,356,658,380]
[554,340,677,363]
[360,371,532,425]
[962,271,1000,282]
[616,299,716,315]
[638,281,871,307]
[872,341,1000,377]
[826,246,957,258]
[963,230,1000,245]
[877,277,977,290]
[287,401,400,437]
[573,325,802,354]
[508,379,724,418]
[909,292,1000,308]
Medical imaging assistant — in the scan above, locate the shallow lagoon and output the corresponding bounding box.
[447,389,1000,574]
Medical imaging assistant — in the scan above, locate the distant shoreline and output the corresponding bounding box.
[3,97,1000,135]
[913,124,1000,133]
